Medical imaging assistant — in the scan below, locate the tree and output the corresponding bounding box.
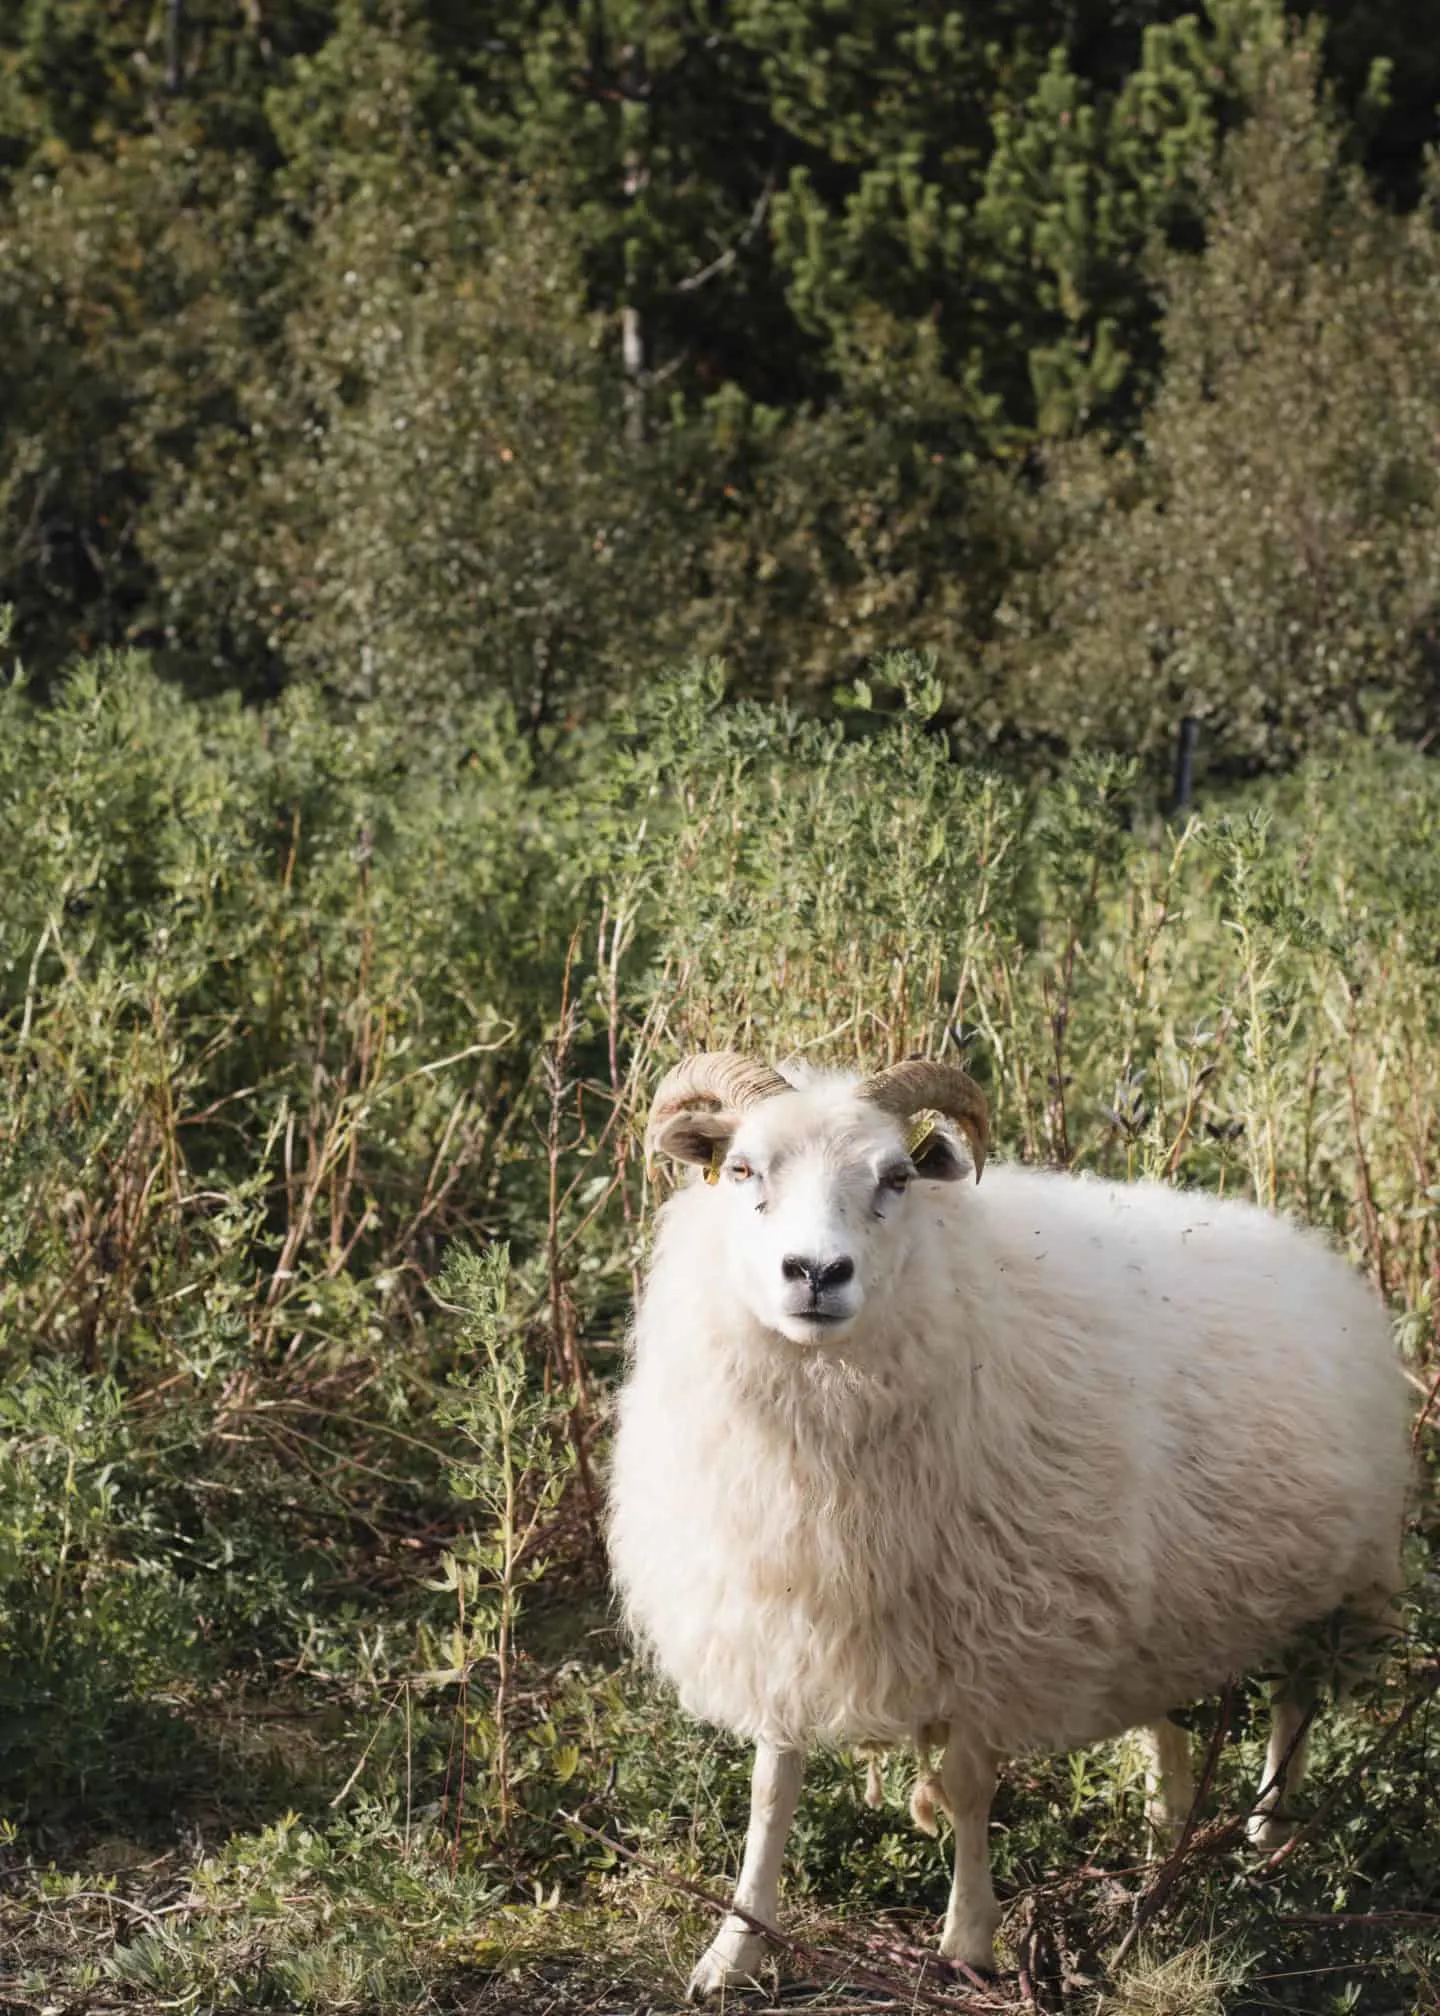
[978,16,1440,772]
[0,0,335,176]
[3,0,1438,730]
[137,7,696,725]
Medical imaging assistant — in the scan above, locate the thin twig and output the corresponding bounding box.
[1111,1688,1237,1967]
[676,176,774,292]
[1411,1352,1440,1453]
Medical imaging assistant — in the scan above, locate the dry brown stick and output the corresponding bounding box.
[556,1809,1013,2014]
[543,930,603,1538]
[1110,1688,1237,1968]
[601,901,643,1311]
[1343,990,1390,1302]
[1015,1957,1040,2014]
[1113,1658,1440,1967]
[1412,1351,1440,1454]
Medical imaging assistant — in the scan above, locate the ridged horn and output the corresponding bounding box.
[856,1058,989,1182]
[646,1051,792,1158]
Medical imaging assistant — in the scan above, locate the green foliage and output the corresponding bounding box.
[420,1245,578,1847]
[4,6,1440,2007]
[91,1808,507,2008]
[0,1363,203,1809]
[4,2,1440,751]
[754,1,1228,438]
[0,647,1434,2008]
[0,1,332,170]
[984,21,1440,772]
[167,174,692,725]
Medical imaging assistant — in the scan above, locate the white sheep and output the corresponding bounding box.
[605,1053,1409,1996]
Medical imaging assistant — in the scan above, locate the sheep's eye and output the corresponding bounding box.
[881,1167,912,1194]
[727,1159,753,1183]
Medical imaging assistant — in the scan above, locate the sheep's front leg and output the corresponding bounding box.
[936,1733,1002,1974]
[688,1743,804,1999]
[1246,1682,1315,1852]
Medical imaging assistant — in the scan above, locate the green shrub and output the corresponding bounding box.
[0,1363,204,1813]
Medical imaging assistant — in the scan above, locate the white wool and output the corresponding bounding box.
[607,1084,1408,1765]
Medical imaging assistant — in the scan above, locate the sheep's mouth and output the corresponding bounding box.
[787,1306,851,1329]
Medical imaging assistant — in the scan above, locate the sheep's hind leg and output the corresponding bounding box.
[930,1731,1002,1975]
[688,1743,804,1999]
[1139,1717,1195,1847]
[1246,1681,1316,1853]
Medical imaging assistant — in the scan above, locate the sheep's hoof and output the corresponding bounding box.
[938,1916,999,1976]
[688,1931,765,2001]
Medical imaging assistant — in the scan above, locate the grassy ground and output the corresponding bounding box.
[5,1620,1437,2013]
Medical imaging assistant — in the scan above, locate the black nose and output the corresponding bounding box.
[781,1254,855,1292]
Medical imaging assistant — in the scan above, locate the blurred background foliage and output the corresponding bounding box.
[3,0,1440,771]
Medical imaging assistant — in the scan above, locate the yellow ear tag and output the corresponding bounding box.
[907,1116,935,1159]
[704,1144,723,1186]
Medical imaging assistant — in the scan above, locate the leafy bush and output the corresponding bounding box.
[0,1364,203,1812]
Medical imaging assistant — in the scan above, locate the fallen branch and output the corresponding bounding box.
[1111,1687,1239,1968]
[1112,1659,1440,1969]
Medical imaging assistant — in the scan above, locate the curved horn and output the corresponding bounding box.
[646,1050,792,1158]
[856,1058,989,1182]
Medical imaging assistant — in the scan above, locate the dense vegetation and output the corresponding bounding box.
[2,0,1440,774]
[0,649,1436,2011]
[3,2,1440,2011]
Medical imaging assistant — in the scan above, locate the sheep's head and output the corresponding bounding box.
[646,1053,988,1344]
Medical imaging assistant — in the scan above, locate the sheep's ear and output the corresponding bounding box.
[652,1108,739,1168]
[911,1126,968,1184]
